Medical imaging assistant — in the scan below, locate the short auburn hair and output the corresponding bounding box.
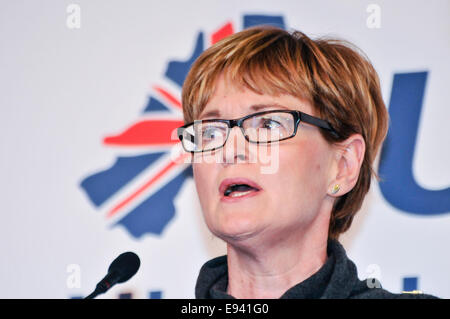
[181,26,389,240]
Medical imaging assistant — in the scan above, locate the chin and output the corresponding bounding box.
[209,213,264,244]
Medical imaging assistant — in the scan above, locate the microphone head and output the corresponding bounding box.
[108,251,140,283]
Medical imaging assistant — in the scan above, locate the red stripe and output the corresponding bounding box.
[211,22,234,45]
[153,86,182,110]
[106,153,190,218]
[107,161,177,218]
[103,119,184,146]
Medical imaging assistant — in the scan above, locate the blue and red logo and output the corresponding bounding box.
[80,14,449,241]
[79,15,286,239]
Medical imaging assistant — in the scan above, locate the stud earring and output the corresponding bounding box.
[331,184,340,195]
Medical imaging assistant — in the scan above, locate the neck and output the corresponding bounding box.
[226,217,330,299]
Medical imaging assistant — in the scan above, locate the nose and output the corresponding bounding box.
[222,126,248,164]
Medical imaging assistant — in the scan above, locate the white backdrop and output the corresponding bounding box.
[0,0,449,298]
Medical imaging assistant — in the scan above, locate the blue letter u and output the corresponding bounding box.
[378,71,450,215]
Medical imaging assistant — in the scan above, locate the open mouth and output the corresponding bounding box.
[223,184,260,198]
[219,178,262,200]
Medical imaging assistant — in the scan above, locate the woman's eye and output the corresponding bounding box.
[262,119,281,129]
[203,128,219,138]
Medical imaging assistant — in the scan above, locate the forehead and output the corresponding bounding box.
[198,76,314,119]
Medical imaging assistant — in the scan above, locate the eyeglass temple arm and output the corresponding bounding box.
[299,112,340,138]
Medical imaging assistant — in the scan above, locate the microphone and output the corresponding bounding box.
[85,251,140,299]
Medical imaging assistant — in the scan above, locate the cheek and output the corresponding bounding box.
[192,163,207,192]
[275,140,330,199]
[192,162,217,206]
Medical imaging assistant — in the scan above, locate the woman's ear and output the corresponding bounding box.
[328,134,366,197]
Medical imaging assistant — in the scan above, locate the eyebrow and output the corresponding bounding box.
[198,103,290,119]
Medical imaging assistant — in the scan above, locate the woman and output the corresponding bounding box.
[177,26,437,299]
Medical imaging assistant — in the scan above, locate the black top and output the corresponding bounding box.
[195,239,438,299]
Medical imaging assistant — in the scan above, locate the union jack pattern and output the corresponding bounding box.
[80,15,285,238]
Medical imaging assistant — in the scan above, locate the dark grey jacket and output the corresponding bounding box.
[195,239,438,299]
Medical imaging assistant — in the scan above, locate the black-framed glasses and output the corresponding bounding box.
[177,109,339,153]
